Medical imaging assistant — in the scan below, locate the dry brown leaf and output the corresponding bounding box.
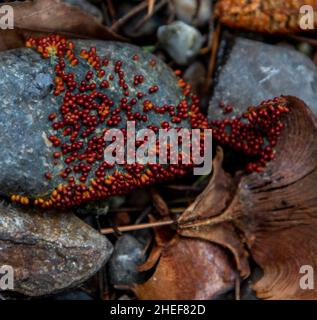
[151,188,169,217]
[0,0,125,51]
[178,96,317,299]
[178,148,250,278]
[133,235,237,300]
[215,0,317,34]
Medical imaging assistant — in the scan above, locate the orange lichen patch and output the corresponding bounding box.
[215,0,317,34]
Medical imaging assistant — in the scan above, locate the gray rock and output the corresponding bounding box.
[0,40,189,200]
[0,202,112,296]
[208,38,317,121]
[174,0,212,27]
[108,234,146,286]
[157,21,204,65]
[63,0,103,22]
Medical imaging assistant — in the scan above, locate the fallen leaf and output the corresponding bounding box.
[178,96,317,299]
[178,148,250,278]
[133,235,237,300]
[0,0,125,51]
[151,188,169,217]
[215,0,317,34]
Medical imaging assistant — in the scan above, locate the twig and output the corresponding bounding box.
[110,1,148,32]
[167,0,176,23]
[105,0,116,19]
[147,0,156,16]
[235,277,241,300]
[133,0,168,31]
[166,184,202,192]
[289,35,317,47]
[170,208,186,214]
[206,22,221,89]
[108,207,144,213]
[135,206,152,224]
[100,219,174,235]
[193,0,201,20]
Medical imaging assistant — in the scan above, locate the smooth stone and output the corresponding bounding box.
[174,0,212,27]
[108,234,146,286]
[0,202,113,296]
[157,21,204,65]
[208,38,317,121]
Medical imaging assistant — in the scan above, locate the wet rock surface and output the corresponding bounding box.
[0,202,112,296]
[108,234,147,286]
[208,38,317,121]
[0,40,186,199]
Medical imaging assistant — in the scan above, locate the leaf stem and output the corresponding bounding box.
[100,219,175,235]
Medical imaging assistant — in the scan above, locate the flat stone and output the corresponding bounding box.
[0,40,188,200]
[0,202,112,296]
[208,38,317,121]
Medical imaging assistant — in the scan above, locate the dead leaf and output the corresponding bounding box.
[0,0,125,51]
[178,148,250,278]
[133,235,237,300]
[215,0,317,34]
[151,188,169,217]
[178,96,317,299]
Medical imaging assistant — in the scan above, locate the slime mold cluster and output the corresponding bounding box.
[11,35,208,209]
[211,98,290,173]
[9,35,290,209]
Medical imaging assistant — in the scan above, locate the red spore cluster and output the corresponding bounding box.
[211,97,290,173]
[10,35,290,209]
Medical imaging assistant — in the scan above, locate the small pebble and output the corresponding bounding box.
[157,21,204,65]
[174,0,212,27]
[297,42,314,57]
[108,234,147,286]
